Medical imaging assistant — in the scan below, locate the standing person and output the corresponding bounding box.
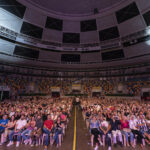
[7,115,27,147]
[76,97,80,109]
[43,115,53,150]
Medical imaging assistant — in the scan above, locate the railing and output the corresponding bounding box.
[0,63,150,78]
[0,25,121,51]
[0,25,150,51]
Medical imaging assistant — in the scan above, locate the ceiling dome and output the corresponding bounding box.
[24,0,124,16]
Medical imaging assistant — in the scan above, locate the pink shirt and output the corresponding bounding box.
[61,114,66,120]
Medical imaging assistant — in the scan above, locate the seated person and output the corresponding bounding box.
[89,115,99,149]
[53,116,63,147]
[121,116,134,147]
[129,115,144,148]
[43,115,53,150]
[110,115,123,147]
[85,109,91,128]
[4,115,16,143]
[144,117,150,144]
[22,116,36,145]
[0,114,9,145]
[30,115,43,146]
[7,115,27,147]
[60,111,67,135]
[99,117,112,150]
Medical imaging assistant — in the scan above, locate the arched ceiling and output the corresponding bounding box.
[23,0,125,16]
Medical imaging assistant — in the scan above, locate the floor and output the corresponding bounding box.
[0,106,150,150]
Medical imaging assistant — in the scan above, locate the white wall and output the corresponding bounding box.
[0,8,23,32]
[81,52,101,63]
[97,14,117,30]
[124,42,150,58]
[39,51,61,62]
[136,0,150,12]
[0,39,15,55]
[24,7,47,27]
[80,31,99,44]
[118,15,146,37]
[63,20,80,32]
[42,28,62,42]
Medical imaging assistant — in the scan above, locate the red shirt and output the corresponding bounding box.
[120,120,129,129]
[44,120,53,130]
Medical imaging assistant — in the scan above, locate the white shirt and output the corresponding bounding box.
[129,119,137,130]
[101,121,109,128]
[16,119,27,130]
[9,112,15,117]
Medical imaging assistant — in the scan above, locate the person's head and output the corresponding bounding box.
[11,115,15,121]
[57,116,61,122]
[20,115,25,120]
[37,115,41,120]
[130,115,134,120]
[3,114,7,120]
[31,116,35,121]
[139,114,144,119]
[47,114,51,120]
[92,115,97,121]
[122,115,126,121]
[11,107,14,112]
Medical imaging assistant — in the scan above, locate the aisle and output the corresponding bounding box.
[76,106,92,150]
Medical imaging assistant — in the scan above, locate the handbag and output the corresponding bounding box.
[123,128,131,132]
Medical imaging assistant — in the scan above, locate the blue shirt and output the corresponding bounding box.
[0,119,9,130]
[90,120,99,129]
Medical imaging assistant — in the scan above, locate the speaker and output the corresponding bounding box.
[94,8,99,14]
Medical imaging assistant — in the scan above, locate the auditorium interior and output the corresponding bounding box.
[0,0,150,150]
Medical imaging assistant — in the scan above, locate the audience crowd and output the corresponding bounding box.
[0,97,72,150]
[0,95,150,150]
[1,76,150,97]
[81,98,150,150]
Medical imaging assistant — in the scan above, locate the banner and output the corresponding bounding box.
[0,86,10,91]
[92,87,102,92]
[51,87,60,92]
[72,84,81,90]
[141,88,150,92]
[118,83,123,91]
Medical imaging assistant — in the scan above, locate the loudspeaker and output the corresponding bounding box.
[94,8,99,14]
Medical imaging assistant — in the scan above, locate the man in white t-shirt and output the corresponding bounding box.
[7,115,27,147]
[9,108,15,118]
